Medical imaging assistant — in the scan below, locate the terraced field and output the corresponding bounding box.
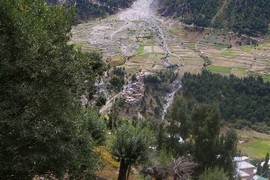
[71,0,270,115]
[71,4,270,80]
[237,129,270,158]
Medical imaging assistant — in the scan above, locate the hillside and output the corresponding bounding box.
[45,0,136,20]
[158,0,270,36]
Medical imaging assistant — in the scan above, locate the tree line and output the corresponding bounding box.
[159,0,270,36]
[180,71,270,134]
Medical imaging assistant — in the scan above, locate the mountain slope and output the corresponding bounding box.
[45,0,136,20]
[158,0,270,35]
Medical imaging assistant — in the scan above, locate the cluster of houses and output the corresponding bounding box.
[123,72,147,105]
[235,156,269,180]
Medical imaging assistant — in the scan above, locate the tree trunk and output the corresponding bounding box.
[118,160,129,180]
[126,165,131,180]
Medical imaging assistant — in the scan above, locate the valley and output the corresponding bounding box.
[70,0,270,172]
[71,0,270,117]
[2,0,270,179]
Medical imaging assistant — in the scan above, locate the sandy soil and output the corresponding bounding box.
[117,0,153,21]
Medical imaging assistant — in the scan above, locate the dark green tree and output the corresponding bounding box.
[257,163,262,176]
[191,104,221,173]
[262,153,269,178]
[0,0,104,179]
[218,129,237,179]
[170,96,189,140]
[200,167,229,180]
[110,121,154,180]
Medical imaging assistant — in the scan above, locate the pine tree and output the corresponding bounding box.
[262,153,269,178]
[257,163,262,176]
[191,104,221,172]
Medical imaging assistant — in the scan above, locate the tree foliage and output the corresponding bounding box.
[110,121,154,180]
[168,103,237,178]
[159,0,270,35]
[0,0,104,178]
[262,153,269,178]
[182,71,270,132]
[200,167,229,180]
[191,105,221,172]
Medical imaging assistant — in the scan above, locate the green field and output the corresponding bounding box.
[241,46,253,52]
[136,45,144,54]
[221,50,236,58]
[237,129,270,158]
[238,139,270,158]
[262,75,270,82]
[214,43,228,50]
[208,66,231,73]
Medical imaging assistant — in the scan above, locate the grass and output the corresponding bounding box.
[94,146,119,168]
[231,68,247,77]
[237,129,270,158]
[136,42,155,54]
[187,44,195,50]
[238,139,270,158]
[256,43,270,50]
[169,28,180,35]
[221,50,236,58]
[241,46,254,52]
[262,75,270,82]
[110,56,125,66]
[73,43,85,50]
[136,45,144,54]
[208,66,231,73]
[214,43,228,50]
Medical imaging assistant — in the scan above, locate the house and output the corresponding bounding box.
[253,175,268,180]
[234,157,256,180]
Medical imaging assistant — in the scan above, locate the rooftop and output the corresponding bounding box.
[237,161,255,170]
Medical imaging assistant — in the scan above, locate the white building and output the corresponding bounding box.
[234,157,256,180]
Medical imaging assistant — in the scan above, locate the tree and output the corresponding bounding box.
[217,129,237,179]
[257,163,262,176]
[200,167,229,180]
[110,121,154,180]
[262,153,269,178]
[170,97,189,140]
[0,0,104,178]
[191,104,221,172]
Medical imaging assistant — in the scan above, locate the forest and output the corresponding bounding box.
[176,71,270,134]
[159,0,270,35]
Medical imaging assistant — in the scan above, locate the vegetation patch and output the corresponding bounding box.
[95,146,119,168]
[221,50,236,58]
[73,43,86,50]
[214,43,228,50]
[208,66,231,73]
[262,75,270,82]
[241,46,253,52]
[109,56,125,66]
[238,139,270,158]
[182,71,270,124]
